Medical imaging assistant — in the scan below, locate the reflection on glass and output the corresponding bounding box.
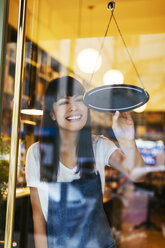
[2,1,165,248]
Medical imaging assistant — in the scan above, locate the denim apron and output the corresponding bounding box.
[47,172,116,248]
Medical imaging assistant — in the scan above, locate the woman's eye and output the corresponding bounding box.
[59,101,68,105]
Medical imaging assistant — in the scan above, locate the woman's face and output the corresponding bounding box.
[51,95,88,132]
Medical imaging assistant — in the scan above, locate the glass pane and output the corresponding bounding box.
[2,0,165,248]
[24,1,165,248]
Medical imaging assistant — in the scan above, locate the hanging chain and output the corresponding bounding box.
[89,1,147,95]
[89,9,114,84]
[112,14,146,89]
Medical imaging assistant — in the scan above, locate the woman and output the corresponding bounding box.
[26,76,145,248]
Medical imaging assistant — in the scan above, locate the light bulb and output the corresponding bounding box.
[77,48,102,74]
[133,103,147,113]
[103,69,124,85]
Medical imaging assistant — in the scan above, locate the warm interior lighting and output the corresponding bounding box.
[77,48,102,73]
[21,109,43,116]
[21,120,37,125]
[103,69,124,85]
[133,103,147,113]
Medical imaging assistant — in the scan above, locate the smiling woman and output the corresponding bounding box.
[25,75,146,248]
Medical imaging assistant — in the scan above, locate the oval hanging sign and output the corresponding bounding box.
[83,84,149,113]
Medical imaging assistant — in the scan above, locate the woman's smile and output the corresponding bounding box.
[66,114,82,121]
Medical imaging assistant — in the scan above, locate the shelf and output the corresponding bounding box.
[37,72,50,81]
[25,57,39,68]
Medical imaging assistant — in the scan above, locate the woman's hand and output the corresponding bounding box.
[109,111,146,181]
[112,111,135,142]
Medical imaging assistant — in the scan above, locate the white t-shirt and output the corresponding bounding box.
[25,135,118,221]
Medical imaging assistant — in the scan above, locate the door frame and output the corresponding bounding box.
[0,0,9,135]
[1,0,27,247]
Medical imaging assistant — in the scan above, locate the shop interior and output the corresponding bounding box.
[0,0,165,247]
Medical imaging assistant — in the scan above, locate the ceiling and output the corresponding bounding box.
[8,0,165,113]
[9,0,164,40]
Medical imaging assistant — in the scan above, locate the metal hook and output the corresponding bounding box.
[108,1,115,11]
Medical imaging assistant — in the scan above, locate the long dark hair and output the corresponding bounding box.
[39,76,95,182]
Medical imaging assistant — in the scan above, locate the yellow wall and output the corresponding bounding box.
[8,0,165,111]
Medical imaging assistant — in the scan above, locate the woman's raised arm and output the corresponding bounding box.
[108,111,146,182]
